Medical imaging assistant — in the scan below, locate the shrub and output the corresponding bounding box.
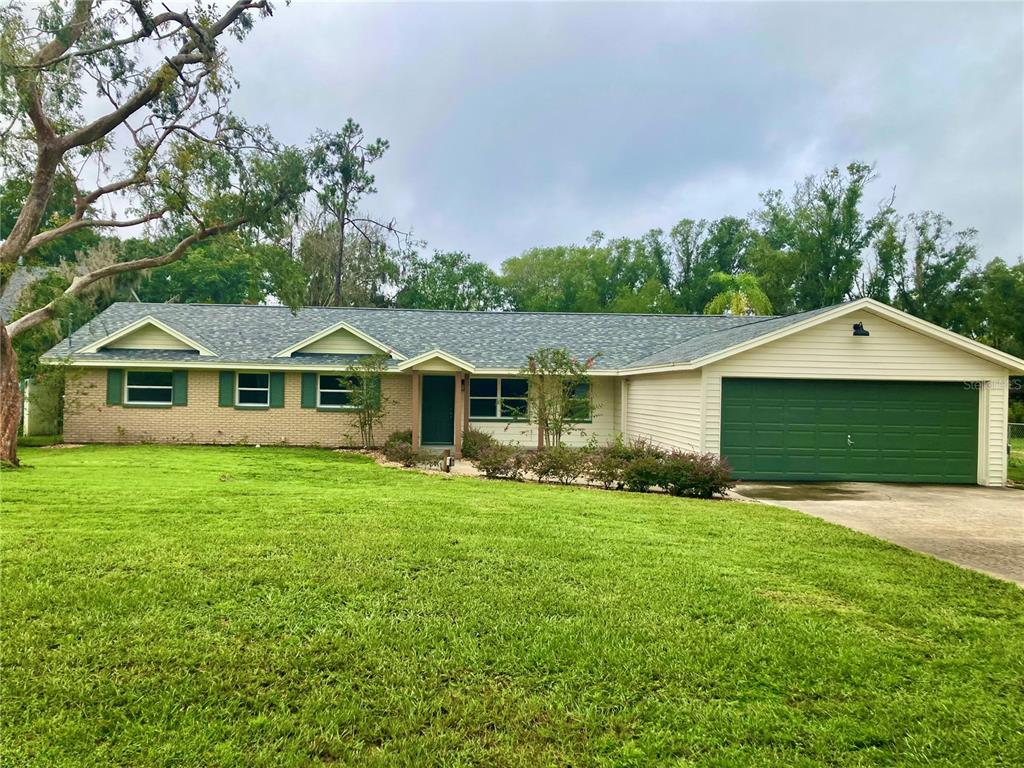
[384,430,412,452]
[461,427,496,460]
[585,439,630,489]
[622,455,663,493]
[474,444,529,480]
[658,451,734,498]
[384,440,420,467]
[382,430,426,467]
[529,445,588,485]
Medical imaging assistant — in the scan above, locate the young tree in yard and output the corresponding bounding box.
[521,348,598,448]
[307,121,398,306]
[0,0,308,465]
[704,272,773,316]
[344,353,391,449]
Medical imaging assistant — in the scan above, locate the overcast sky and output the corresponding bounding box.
[225,1,1024,266]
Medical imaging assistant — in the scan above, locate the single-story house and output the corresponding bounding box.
[42,297,1024,486]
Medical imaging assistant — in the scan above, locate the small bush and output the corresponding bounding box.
[585,440,630,489]
[622,455,663,493]
[529,445,588,485]
[461,428,496,460]
[474,444,529,481]
[384,440,420,467]
[659,451,734,498]
[382,430,428,467]
[384,430,412,452]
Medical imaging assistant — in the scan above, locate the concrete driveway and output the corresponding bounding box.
[734,482,1024,585]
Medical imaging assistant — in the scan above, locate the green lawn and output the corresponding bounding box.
[1010,437,1024,486]
[2,446,1022,767]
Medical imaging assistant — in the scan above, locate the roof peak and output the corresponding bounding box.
[110,301,778,321]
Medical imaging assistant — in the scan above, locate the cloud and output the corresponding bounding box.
[226,1,1023,265]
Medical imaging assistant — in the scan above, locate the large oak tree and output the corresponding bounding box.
[0,0,307,465]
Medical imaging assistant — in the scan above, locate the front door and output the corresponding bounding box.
[421,375,455,446]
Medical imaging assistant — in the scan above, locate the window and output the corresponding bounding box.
[236,372,270,407]
[469,377,528,420]
[566,381,592,422]
[318,374,358,408]
[500,377,528,418]
[124,370,173,405]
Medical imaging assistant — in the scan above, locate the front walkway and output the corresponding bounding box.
[735,482,1024,585]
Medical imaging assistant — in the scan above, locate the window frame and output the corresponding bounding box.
[469,376,529,421]
[317,373,359,410]
[123,369,174,407]
[565,381,593,424]
[235,371,271,408]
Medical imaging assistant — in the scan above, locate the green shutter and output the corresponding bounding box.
[218,371,234,407]
[269,372,285,408]
[172,370,188,406]
[106,369,123,406]
[301,372,317,408]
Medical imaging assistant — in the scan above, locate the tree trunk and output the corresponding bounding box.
[332,194,349,306]
[0,319,22,467]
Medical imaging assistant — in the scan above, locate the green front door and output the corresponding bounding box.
[721,378,979,483]
[421,375,455,446]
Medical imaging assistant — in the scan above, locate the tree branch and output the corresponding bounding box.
[23,208,169,252]
[7,217,246,338]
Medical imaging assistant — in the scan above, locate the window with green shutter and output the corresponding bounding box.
[301,372,317,408]
[106,369,124,406]
[269,372,285,408]
[172,370,188,406]
[218,371,234,407]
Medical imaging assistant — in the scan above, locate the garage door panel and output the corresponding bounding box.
[721,379,978,483]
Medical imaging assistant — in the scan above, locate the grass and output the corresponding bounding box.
[16,434,63,447]
[2,445,1022,767]
[1010,439,1024,486]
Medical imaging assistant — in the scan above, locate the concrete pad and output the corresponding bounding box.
[735,482,1024,585]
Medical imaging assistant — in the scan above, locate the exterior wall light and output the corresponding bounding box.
[852,322,870,337]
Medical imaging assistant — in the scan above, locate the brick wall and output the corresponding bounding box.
[64,368,413,447]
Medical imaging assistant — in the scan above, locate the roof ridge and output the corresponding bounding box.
[110,301,778,320]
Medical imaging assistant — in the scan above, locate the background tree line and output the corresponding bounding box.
[8,158,1021,382]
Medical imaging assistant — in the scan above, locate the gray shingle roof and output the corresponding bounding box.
[41,302,829,370]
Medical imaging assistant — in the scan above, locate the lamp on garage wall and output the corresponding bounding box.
[852,322,870,337]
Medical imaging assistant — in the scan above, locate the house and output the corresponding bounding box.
[41,297,1024,486]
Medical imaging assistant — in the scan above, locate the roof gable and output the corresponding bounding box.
[274,320,402,359]
[78,316,214,356]
[395,349,476,372]
[626,298,1024,374]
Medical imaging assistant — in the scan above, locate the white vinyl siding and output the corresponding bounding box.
[469,376,621,448]
[624,370,702,451]
[107,324,194,351]
[700,309,1011,486]
[299,330,384,355]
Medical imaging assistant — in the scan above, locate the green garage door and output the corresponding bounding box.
[721,379,979,483]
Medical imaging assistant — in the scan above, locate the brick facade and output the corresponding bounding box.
[64,368,413,447]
